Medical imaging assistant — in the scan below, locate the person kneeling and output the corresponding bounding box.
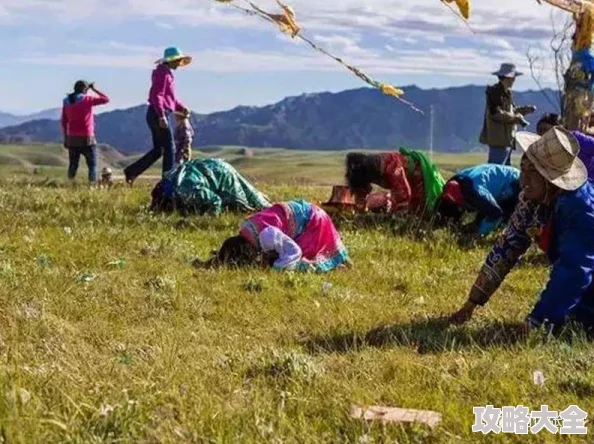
[450,127,594,335]
[346,148,445,216]
[436,164,520,236]
[204,200,351,272]
[150,158,270,215]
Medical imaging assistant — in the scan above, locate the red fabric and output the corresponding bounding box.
[239,202,345,265]
[61,93,109,137]
[442,180,465,206]
[366,191,391,212]
[537,218,553,253]
[379,152,424,213]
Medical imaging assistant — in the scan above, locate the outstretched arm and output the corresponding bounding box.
[450,197,538,324]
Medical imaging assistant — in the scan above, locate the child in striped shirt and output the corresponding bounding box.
[174,112,193,166]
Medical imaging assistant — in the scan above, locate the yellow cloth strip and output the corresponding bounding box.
[442,0,470,19]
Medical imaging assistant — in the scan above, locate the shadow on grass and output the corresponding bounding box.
[332,212,510,250]
[301,318,526,355]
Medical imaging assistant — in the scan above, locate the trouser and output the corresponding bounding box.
[124,106,174,180]
[488,145,512,166]
[68,145,97,183]
[568,286,594,331]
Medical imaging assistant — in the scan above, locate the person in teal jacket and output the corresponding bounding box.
[150,158,271,215]
[436,164,520,235]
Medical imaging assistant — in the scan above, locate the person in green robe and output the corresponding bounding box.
[150,158,271,215]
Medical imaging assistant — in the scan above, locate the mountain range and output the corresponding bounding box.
[0,108,62,129]
[0,86,558,153]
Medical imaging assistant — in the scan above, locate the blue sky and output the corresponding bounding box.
[0,0,569,114]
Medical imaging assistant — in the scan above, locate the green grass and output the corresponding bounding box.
[0,145,590,443]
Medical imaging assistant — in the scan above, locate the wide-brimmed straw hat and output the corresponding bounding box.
[156,47,192,67]
[515,126,587,191]
[492,63,523,78]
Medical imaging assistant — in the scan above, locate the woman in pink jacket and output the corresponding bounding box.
[61,80,110,184]
[124,47,191,184]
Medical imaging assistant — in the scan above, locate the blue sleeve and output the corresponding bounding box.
[475,185,504,220]
[528,201,594,328]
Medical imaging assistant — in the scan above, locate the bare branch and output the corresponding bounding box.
[526,9,573,113]
[526,46,560,112]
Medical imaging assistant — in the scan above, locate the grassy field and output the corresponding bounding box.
[0,144,591,443]
[0,143,497,184]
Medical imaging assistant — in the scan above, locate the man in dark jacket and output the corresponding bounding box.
[479,63,536,165]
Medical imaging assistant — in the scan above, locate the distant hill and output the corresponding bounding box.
[0,86,558,152]
[0,108,61,129]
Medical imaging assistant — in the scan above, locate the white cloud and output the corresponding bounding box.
[19,39,556,85]
[0,0,565,38]
[311,34,370,56]
[8,0,567,90]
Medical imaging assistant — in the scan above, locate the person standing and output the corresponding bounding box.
[124,47,191,184]
[61,80,110,184]
[479,63,536,165]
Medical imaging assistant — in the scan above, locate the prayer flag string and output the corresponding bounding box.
[213,0,425,114]
[439,0,476,33]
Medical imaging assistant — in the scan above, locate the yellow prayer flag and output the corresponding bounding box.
[442,0,470,20]
[270,1,301,37]
[380,84,404,98]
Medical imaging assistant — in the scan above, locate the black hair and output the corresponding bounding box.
[536,113,562,135]
[67,80,88,104]
[434,197,464,226]
[215,235,259,267]
[345,152,382,194]
[149,181,177,213]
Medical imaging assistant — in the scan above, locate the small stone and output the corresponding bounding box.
[99,404,115,417]
[533,370,546,386]
[19,388,31,405]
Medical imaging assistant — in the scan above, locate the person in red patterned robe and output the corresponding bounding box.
[345,152,425,214]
